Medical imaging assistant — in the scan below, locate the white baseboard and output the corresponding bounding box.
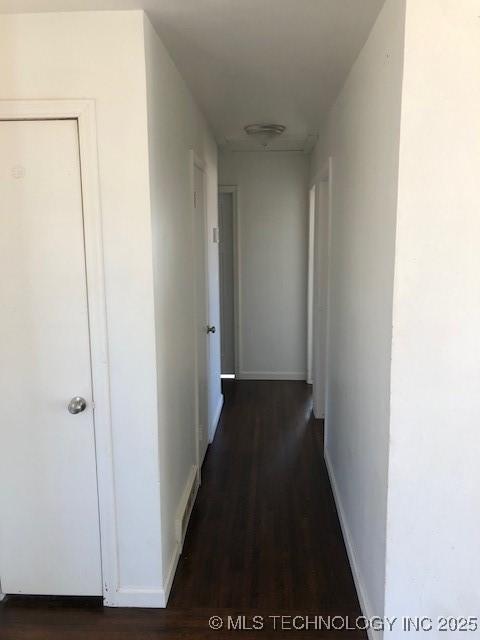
[175,465,200,550]
[165,464,200,605]
[209,393,224,443]
[105,586,166,608]
[238,371,307,381]
[162,539,181,607]
[105,464,200,609]
[324,448,381,640]
[313,407,325,419]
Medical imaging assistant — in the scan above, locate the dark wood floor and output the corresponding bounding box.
[0,380,364,639]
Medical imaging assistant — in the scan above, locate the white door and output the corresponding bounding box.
[194,164,209,463]
[218,192,235,375]
[0,119,102,596]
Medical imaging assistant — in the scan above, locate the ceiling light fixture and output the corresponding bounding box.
[244,123,286,148]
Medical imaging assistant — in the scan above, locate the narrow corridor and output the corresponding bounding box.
[171,381,360,612]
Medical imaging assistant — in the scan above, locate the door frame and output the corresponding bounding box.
[218,185,240,376]
[0,100,117,605]
[310,157,332,424]
[191,150,210,483]
[307,184,316,385]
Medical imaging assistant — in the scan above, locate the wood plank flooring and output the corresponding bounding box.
[0,380,365,639]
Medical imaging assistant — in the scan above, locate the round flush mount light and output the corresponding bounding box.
[244,123,286,147]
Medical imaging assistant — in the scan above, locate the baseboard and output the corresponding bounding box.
[209,393,224,443]
[162,539,181,607]
[164,464,200,605]
[105,586,166,608]
[238,371,307,381]
[324,448,381,640]
[0,565,183,610]
[313,407,325,420]
[175,465,199,551]
[108,465,201,609]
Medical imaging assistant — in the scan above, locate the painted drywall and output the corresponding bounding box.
[0,10,222,606]
[310,0,406,622]
[219,151,309,379]
[143,13,222,595]
[384,0,480,630]
[0,11,163,599]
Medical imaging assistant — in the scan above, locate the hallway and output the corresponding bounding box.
[171,381,360,611]
[1,3,478,628]
[0,381,365,639]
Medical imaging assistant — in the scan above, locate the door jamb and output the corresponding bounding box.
[218,185,240,377]
[310,157,332,429]
[307,185,316,385]
[0,100,118,605]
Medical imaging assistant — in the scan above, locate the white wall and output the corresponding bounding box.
[0,11,163,601]
[0,10,222,607]
[385,0,480,630]
[143,14,221,597]
[219,151,309,380]
[310,0,406,622]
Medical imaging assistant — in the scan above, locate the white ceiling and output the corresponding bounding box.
[0,0,384,151]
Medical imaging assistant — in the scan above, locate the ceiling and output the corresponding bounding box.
[0,0,384,151]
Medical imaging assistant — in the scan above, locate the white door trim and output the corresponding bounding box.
[218,185,240,376]
[310,157,332,428]
[307,185,316,385]
[0,100,118,605]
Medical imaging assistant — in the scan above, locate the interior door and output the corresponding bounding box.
[0,119,102,596]
[194,164,209,462]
